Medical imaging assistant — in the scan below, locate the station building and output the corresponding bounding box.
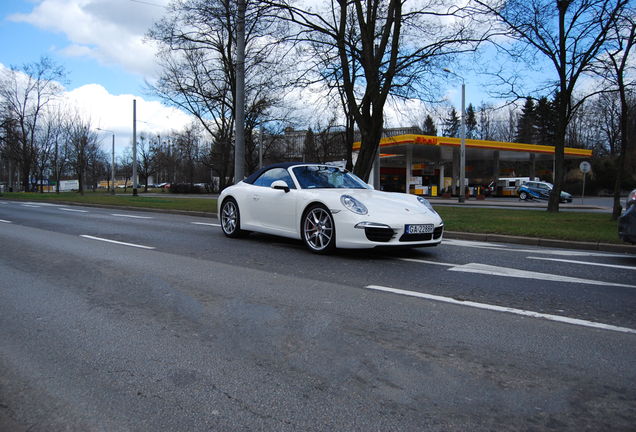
[355,134,593,196]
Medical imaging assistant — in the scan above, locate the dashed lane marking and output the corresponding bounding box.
[111,214,153,219]
[80,235,155,250]
[60,208,89,213]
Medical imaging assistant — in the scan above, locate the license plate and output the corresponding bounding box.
[405,224,434,234]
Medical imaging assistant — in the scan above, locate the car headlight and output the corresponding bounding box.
[417,196,438,215]
[340,195,368,215]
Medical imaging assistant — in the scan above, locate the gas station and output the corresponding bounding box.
[356,134,593,196]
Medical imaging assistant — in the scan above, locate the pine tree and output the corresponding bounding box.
[515,97,536,144]
[465,104,477,139]
[442,108,460,137]
[423,115,437,136]
[535,97,556,146]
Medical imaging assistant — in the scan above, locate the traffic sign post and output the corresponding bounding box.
[580,161,591,205]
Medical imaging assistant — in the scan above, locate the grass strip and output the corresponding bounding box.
[2,191,218,213]
[435,207,619,244]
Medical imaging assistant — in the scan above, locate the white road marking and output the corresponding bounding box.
[0,219,12,223]
[60,208,89,213]
[192,222,221,227]
[449,262,636,288]
[395,258,635,289]
[111,214,153,219]
[21,204,41,208]
[365,285,636,335]
[528,256,636,270]
[443,238,626,258]
[28,202,65,207]
[396,257,454,267]
[80,235,155,249]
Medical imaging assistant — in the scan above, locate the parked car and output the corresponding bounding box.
[218,162,444,254]
[516,181,573,203]
[618,188,636,244]
[626,189,636,210]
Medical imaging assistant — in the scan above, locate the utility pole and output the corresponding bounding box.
[133,99,138,196]
[234,0,245,183]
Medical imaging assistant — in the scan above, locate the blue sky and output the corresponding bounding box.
[0,0,192,153]
[0,0,165,95]
[0,0,518,153]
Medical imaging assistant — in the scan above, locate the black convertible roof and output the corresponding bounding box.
[243,162,298,185]
[243,162,347,185]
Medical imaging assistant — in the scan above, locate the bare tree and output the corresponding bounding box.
[66,113,99,196]
[595,7,636,220]
[173,123,203,185]
[267,0,490,181]
[136,132,157,192]
[118,147,133,192]
[146,0,292,183]
[0,56,67,192]
[473,0,630,212]
[303,120,348,163]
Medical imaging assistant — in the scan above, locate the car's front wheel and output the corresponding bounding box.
[519,191,528,200]
[220,198,247,238]
[302,205,336,254]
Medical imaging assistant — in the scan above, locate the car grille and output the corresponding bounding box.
[364,227,396,242]
[400,226,444,242]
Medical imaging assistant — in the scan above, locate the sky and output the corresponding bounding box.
[0,0,502,156]
[0,0,192,154]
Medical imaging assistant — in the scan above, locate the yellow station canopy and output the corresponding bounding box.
[353,134,592,162]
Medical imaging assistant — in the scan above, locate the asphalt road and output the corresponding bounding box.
[1,200,635,431]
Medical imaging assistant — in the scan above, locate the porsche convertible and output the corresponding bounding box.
[218,162,444,254]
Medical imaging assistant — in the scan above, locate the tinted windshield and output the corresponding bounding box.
[292,166,369,189]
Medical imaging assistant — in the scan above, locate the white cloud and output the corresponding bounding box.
[64,83,193,153]
[8,0,168,78]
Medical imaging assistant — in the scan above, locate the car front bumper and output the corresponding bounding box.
[333,211,444,249]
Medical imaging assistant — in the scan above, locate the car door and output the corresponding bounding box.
[537,183,551,200]
[251,168,298,234]
[524,182,540,199]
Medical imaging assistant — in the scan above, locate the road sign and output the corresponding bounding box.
[580,161,591,173]
[580,161,591,205]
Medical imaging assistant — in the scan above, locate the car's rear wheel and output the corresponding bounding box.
[220,198,247,238]
[302,205,336,254]
[519,191,528,200]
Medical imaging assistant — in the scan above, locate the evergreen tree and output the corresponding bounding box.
[465,104,478,139]
[423,115,437,136]
[535,97,556,146]
[442,107,460,138]
[515,97,536,144]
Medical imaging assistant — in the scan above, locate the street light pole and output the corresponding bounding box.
[97,128,116,195]
[444,68,466,203]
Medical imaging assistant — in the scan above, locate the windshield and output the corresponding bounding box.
[292,166,369,189]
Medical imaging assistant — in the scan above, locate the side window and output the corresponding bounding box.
[256,168,296,189]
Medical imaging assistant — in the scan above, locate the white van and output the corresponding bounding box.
[485,177,540,196]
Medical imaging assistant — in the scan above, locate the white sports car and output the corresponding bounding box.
[218,163,444,254]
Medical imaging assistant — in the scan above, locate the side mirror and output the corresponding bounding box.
[367,183,375,190]
[271,180,290,193]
